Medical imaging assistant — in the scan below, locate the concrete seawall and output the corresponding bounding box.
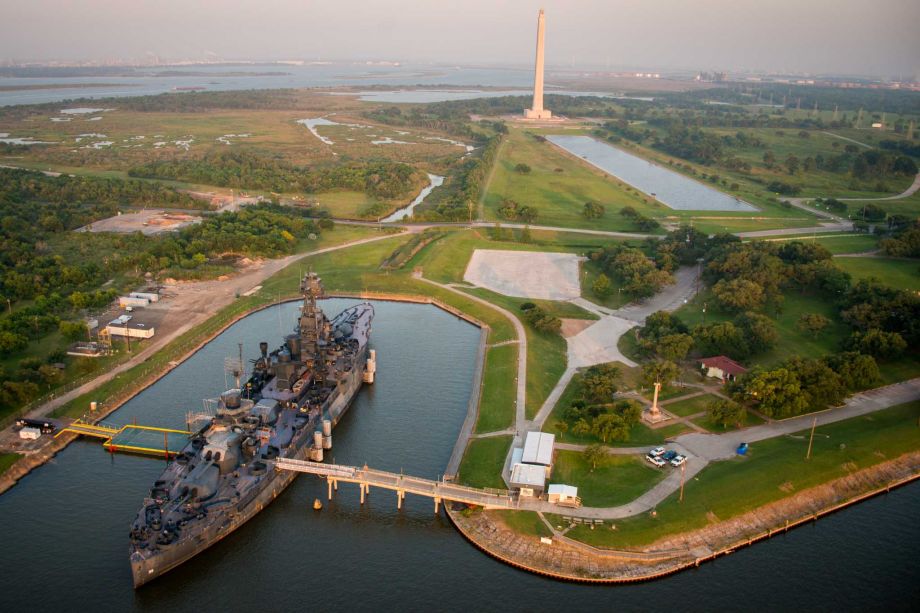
[445,453,920,583]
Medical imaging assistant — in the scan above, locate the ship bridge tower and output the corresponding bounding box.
[298,272,328,370]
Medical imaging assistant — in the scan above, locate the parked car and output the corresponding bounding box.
[670,454,687,467]
[662,450,678,462]
[649,446,665,457]
[646,455,666,468]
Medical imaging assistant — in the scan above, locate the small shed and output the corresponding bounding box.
[510,463,546,497]
[699,356,747,383]
[547,484,580,506]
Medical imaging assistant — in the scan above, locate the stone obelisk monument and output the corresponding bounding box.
[524,9,552,120]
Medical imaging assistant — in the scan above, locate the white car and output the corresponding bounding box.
[670,454,687,467]
[646,455,666,468]
[648,446,665,457]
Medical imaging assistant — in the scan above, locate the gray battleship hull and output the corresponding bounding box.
[131,345,368,588]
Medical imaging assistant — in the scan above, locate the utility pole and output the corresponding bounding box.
[679,463,686,503]
[805,417,817,460]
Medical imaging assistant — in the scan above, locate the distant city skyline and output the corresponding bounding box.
[1,0,918,78]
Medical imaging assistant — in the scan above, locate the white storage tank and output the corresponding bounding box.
[129,292,160,303]
[19,427,41,440]
[119,296,149,308]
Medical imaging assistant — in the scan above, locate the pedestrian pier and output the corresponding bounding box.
[56,419,191,458]
[273,457,518,513]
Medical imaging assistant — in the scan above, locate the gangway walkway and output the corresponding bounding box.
[56,419,191,458]
[273,457,518,513]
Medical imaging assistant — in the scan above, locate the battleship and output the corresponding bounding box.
[128,273,375,587]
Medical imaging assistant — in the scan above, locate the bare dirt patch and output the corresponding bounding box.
[560,318,594,338]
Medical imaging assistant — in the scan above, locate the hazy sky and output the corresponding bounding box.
[1,0,918,77]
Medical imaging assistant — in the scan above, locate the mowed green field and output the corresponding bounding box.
[484,128,667,232]
[564,400,920,549]
[834,256,920,291]
[475,344,517,433]
[551,450,668,507]
[755,234,879,255]
[458,435,511,489]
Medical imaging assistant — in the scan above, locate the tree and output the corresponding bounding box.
[582,201,605,219]
[741,368,809,418]
[847,329,907,358]
[592,414,630,444]
[553,420,569,441]
[641,360,680,390]
[583,443,608,471]
[797,313,831,338]
[572,418,592,436]
[59,320,88,342]
[713,278,765,312]
[763,150,776,168]
[514,163,531,174]
[823,351,880,391]
[707,398,745,429]
[657,333,693,361]
[692,321,749,359]
[592,273,612,298]
[581,363,621,404]
[785,357,846,409]
[785,154,800,174]
[734,312,777,354]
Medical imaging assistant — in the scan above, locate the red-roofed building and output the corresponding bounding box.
[699,356,747,383]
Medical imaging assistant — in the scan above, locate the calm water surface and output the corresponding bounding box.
[0,298,916,612]
[547,134,759,212]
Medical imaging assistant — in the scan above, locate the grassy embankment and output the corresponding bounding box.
[752,233,879,255]
[0,453,22,477]
[563,400,920,548]
[494,125,822,234]
[834,256,920,292]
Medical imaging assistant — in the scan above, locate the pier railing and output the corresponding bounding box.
[273,457,517,512]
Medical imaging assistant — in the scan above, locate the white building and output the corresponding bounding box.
[509,463,547,497]
[521,431,555,477]
[547,484,580,506]
[106,321,155,339]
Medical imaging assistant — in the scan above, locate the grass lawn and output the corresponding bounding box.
[0,452,21,476]
[692,410,767,433]
[834,256,920,292]
[755,233,879,255]
[493,510,552,538]
[675,290,851,367]
[551,450,668,507]
[475,344,517,433]
[484,128,665,232]
[655,422,694,439]
[462,288,572,420]
[565,400,920,549]
[663,393,722,417]
[458,436,511,489]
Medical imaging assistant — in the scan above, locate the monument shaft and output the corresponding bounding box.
[524,9,552,120]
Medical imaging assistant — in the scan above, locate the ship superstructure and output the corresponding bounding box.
[129,273,374,587]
